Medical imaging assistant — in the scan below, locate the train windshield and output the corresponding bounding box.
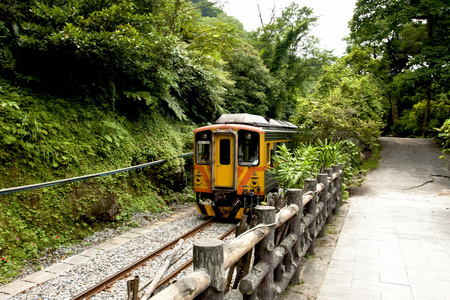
[195,131,211,165]
[238,130,259,166]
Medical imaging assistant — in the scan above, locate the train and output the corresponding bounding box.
[193,113,302,220]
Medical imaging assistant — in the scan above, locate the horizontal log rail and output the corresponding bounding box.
[147,164,344,300]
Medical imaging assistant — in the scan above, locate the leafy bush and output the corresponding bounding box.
[292,58,387,152]
[393,97,450,137]
[270,139,362,190]
[436,118,450,158]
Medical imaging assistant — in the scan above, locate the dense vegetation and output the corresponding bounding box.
[0,0,448,282]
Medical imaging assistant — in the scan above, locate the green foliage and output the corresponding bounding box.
[436,118,450,158]
[222,45,280,116]
[0,0,238,123]
[270,143,319,189]
[393,96,450,137]
[270,139,361,190]
[249,2,332,119]
[349,0,450,138]
[0,81,133,173]
[292,56,386,150]
[0,79,194,283]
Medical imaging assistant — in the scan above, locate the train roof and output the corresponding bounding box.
[215,113,298,129]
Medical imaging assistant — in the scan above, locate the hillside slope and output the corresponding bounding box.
[0,80,194,282]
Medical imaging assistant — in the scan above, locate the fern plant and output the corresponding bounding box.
[270,143,319,189]
[270,139,361,190]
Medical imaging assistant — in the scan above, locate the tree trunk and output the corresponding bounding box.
[422,86,431,137]
[391,93,398,135]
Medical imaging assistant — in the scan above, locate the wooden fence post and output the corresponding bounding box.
[332,164,343,210]
[324,168,334,223]
[193,239,225,300]
[337,163,344,207]
[304,178,317,255]
[254,206,276,300]
[127,275,139,300]
[285,189,303,284]
[317,173,329,237]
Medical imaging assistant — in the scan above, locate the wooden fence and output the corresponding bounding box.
[148,164,344,300]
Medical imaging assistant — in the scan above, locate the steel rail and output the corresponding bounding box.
[71,218,214,300]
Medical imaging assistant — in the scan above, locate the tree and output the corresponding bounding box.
[292,53,386,150]
[349,0,450,136]
[249,2,331,119]
[0,0,243,122]
[221,45,280,116]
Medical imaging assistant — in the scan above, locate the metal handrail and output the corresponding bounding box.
[0,152,193,195]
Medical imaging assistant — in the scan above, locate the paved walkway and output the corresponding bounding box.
[316,138,450,300]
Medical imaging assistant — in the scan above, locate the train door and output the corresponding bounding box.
[212,132,236,190]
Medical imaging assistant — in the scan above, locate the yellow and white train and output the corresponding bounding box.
[193,113,302,220]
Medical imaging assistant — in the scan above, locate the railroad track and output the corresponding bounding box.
[71,218,236,299]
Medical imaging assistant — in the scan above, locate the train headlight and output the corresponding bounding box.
[251,180,258,188]
[195,178,202,185]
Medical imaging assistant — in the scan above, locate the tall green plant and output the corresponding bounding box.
[316,139,350,169]
[270,139,361,190]
[270,143,319,189]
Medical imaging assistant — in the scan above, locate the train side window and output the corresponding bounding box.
[197,142,210,164]
[266,143,271,165]
[195,131,211,165]
[271,142,278,167]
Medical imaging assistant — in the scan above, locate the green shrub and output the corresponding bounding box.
[436,118,450,159]
[393,97,450,137]
[270,139,363,190]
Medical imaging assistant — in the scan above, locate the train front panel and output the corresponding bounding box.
[193,124,267,219]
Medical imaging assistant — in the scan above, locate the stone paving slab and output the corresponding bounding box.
[94,241,120,251]
[0,280,35,297]
[120,232,142,239]
[131,227,154,235]
[0,292,10,300]
[62,254,91,265]
[79,248,103,258]
[110,236,132,245]
[21,270,58,284]
[44,262,75,275]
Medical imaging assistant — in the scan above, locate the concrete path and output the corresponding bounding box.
[318,138,450,299]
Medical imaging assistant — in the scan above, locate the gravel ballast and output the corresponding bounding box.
[2,203,235,299]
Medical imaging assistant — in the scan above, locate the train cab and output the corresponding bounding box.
[193,113,300,219]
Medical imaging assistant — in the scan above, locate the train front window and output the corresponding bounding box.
[238,130,259,166]
[196,131,211,165]
[220,139,231,165]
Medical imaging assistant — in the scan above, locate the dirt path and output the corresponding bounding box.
[281,137,450,299]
